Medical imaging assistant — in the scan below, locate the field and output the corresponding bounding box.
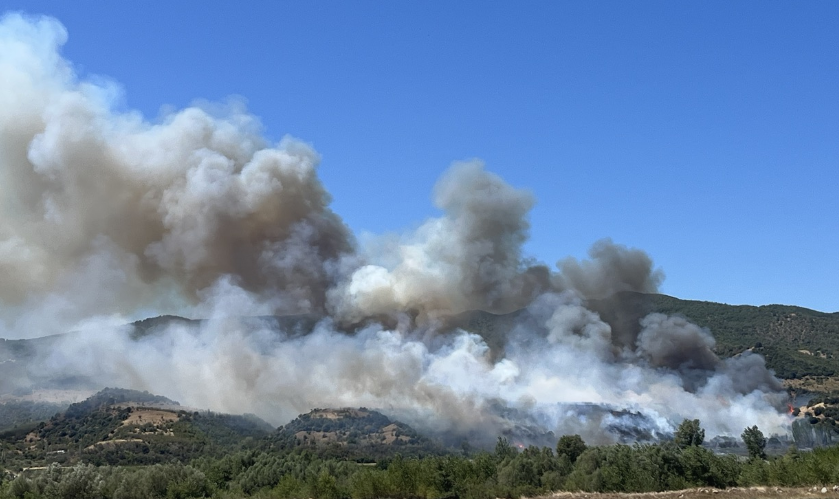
[119,407,179,426]
[540,487,839,499]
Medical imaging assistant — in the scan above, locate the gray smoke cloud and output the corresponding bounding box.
[327,160,553,324]
[558,239,664,300]
[0,13,790,447]
[0,13,353,337]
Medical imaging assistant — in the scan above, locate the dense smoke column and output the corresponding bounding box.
[0,13,790,447]
[327,160,554,325]
[0,13,355,335]
[556,239,664,350]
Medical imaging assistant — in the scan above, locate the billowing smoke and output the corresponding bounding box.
[0,13,789,447]
[0,13,353,336]
[327,160,553,324]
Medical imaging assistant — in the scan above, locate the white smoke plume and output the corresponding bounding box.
[0,13,353,337]
[327,160,553,324]
[0,13,789,446]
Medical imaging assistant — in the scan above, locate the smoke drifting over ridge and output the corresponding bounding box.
[0,14,788,446]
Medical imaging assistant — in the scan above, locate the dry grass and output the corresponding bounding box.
[380,422,411,444]
[121,408,179,426]
[308,408,370,419]
[534,486,839,499]
[785,376,839,393]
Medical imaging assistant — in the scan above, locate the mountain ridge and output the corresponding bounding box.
[2,292,839,394]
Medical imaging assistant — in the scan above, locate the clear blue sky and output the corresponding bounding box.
[5,1,839,311]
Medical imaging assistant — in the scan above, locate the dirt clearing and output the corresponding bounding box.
[121,408,179,426]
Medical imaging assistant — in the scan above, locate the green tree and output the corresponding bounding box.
[556,434,587,463]
[674,419,705,448]
[741,426,767,460]
[494,437,517,461]
[310,470,340,499]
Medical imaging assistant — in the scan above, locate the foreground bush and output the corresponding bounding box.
[6,438,839,499]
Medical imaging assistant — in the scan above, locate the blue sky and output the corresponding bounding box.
[5,1,839,312]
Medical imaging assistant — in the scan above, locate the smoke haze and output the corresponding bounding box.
[0,13,789,446]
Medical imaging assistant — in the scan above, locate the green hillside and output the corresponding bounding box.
[0,389,272,470]
[641,293,839,380]
[268,408,444,461]
[0,401,67,433]
[0,392,444,470]
[450,293,839,383]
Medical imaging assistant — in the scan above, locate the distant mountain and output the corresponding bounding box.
[3,292,839,399]
[0,335,66,394]
[452,292,839,383]
[129,314,322,340]
[0,400,67,432]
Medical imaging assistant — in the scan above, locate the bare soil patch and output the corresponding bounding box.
[380,422,410,444]
[86,438,144,450]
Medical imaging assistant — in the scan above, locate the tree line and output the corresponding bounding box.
[4,420,839,499]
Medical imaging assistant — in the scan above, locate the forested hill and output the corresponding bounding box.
[0,388,274,469]
[268,408,445,460]
[449,292,839,382]
[639,293,839,380]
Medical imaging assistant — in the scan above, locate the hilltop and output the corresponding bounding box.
[0,388,273,469]
[268,407,444,460]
